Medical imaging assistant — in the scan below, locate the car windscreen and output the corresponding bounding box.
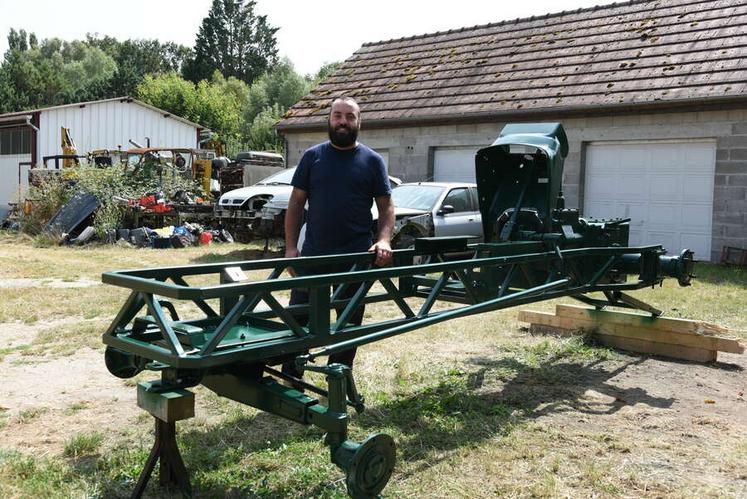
[258,167,296,185]
[391,185,444,211]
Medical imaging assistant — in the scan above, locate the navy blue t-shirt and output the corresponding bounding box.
[292,141,391,256]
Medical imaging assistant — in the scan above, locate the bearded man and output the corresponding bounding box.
[281,96,395,380]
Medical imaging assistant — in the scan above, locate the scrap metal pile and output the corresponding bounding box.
[101,123,694,498]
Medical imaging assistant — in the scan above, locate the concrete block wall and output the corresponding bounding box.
[282,107,747,261]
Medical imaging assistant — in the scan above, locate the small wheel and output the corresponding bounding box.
[346,433,396,498]
[104,346,145,379]
[676,249,696,287]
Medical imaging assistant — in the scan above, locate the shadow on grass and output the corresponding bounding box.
[76,341,700,498]
[692,262,747,288]
[352,342,673,475]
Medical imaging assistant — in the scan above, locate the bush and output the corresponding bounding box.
[19,161,201,240]
[18,172,72,236]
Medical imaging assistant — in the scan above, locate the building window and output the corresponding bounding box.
[0,127,32,156]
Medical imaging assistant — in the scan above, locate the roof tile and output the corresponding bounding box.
[278,0,747,129]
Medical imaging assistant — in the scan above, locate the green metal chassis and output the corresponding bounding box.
[102,241,675,372]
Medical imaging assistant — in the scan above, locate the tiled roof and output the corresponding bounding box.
[277,0,747,130]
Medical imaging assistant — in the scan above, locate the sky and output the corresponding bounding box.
[0,0,606,76]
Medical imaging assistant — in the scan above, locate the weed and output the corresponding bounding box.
[63,432,103,458]
[17,407,48,424]
[64,402,88,416]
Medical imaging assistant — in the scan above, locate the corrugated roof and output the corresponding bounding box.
[0,96,206,129]
[277,0,747,130]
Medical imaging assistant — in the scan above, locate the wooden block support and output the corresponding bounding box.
[517,304,745,363]
[137,381,195,422]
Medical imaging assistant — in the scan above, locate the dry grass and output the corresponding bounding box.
[0,232,745,498]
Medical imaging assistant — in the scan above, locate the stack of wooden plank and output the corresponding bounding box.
[517,304,745,362]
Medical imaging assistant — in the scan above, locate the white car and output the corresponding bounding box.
[214,167,296,241]
[216,167,295,218]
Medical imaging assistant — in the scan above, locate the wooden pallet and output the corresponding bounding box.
[517,304,745,362]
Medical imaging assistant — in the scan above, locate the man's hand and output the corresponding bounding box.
[368,240,393,267]
[285,247,300,276]
[371,194,394,267]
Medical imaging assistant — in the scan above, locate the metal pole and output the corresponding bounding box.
[303,278,570,362]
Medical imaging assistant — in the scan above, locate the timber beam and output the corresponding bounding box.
[518,304,745,362]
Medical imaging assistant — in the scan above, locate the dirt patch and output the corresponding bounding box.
[0,342,138,451]
[0,317,82,348]
[0,317,138,453]
[0,278,101,289]
[499,348,747,494]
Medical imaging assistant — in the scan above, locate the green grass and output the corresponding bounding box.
[63,432,103,458]
[0,448,95,498]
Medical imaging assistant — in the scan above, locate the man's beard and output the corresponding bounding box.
[328,122,358,148]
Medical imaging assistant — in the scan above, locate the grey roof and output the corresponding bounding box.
[277,0,747,131]
[0,97,206,129]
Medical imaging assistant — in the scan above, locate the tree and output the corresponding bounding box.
[243,58,312,128]
[60,40,117,96]
[0,33,71,110]
[136,71,245,145]
[136,72,198,124]
[210,70,250,107]
[246,103,283,151]
[87,35,193,96]
[313,61,342,83]
[6,28,30,51]
[0,30,119,111]
[183,0,278,85]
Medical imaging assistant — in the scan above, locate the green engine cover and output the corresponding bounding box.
[476,123,568,242]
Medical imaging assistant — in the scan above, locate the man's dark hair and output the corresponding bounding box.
[329,96,360,117]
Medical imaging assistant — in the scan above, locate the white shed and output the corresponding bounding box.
[0,97,207,219]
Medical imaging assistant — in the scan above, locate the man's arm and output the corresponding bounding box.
[369,194,394,267]
[285,187,308,267]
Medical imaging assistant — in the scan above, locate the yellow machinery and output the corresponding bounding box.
[193,138,226,196]
[192,149,216,195]
[125,147,222,198]
[61,127,78,168]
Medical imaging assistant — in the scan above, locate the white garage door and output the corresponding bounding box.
[583,141,715,261]
[433,147,478,182]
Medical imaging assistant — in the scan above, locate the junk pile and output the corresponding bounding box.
[43,191,232,248]
[119,190,210,215]
[109,223,234,249]
[125,192,174,214]
[62,220,233,248]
